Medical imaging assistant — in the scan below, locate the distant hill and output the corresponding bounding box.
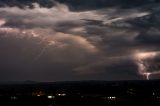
[0,80,37,85]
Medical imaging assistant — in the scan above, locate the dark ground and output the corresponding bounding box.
[0,80,160,106]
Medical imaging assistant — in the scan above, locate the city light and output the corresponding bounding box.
[57,93,66,96]
[153,92,155,96]
[32,91,46,97]
[11,96,18,100]
[47,95,55,99]
[107,96,117,100]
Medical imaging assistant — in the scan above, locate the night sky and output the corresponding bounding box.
[0,0,160,81]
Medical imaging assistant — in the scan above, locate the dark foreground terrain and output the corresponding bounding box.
[0,80,160,106]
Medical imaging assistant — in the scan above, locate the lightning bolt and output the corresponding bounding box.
[144,72,151,80]
[134,51,160,80]
[33,40,56,61]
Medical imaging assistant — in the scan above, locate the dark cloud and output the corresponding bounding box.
[73,57,141,80]
[0,0,160,81]
[1,0,160,11]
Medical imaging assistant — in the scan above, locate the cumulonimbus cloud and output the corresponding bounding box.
[0,1,160,81]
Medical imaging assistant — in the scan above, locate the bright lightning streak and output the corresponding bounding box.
[143,72,151,80]
[134,51,157,80]
[33,40,56,61]
[33,45,48,61]
[143,71,160,80]
[0,27,51,61]
[0,26,97,64]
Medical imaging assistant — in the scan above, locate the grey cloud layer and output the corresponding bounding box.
[0,1,160,81]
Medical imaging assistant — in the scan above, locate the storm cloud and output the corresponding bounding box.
[0,0,160,81]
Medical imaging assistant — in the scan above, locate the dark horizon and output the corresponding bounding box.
[1,79,160,84]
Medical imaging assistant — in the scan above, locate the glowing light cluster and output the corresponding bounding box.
[47,95,55,99]
[11,96,18,100]
[107,96,117,100]
[57,93,66,96]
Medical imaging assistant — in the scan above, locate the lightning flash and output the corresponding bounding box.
[134,51,160,80]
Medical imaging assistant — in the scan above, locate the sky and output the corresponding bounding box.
[0,0,160,81]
